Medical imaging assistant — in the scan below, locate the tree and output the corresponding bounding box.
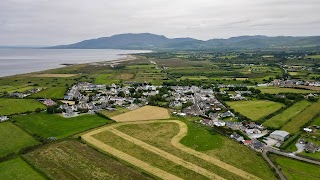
[118,91,125,98]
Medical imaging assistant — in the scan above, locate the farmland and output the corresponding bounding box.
[0,158,45,180]
[226,100,285,121]
[256,86,315,94]
[0,98,45,116]
[30,87,67,99]
[14,113,112,139]
[263,100,312,128]
[271,155,320,180]
[99,108,131,118]
[0,122,39,157]
[24,140,151,180]
[282,100,320,134]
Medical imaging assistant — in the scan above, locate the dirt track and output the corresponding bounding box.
[82,120,261,180]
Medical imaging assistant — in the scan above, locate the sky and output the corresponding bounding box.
[1,0,320,46]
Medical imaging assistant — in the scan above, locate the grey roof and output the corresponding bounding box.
[270,130,289,138]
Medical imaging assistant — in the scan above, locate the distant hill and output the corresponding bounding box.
[50,33,320,50]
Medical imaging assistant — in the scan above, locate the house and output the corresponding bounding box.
[251,140,265,152]
[304,142,320,153]
[270,130,290,141]
[303,128,313,133]
[42,99,56,106]
[242,140,253,146]
[0,116,9,122]
[230,132,244,142]
[220,111,235,118]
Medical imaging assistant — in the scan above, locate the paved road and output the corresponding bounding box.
[262,150,286,180]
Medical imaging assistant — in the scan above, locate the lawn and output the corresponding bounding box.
[24,140,151,180]
[0,158,45,180]
[263,100,312,128]
[0,98,46,116]
[271,154,320,180]
[0,122,39,157]
[282,100,320,134]
[14,113,112,139]
[30,87,67,99]
[256,86,314,94]
[226,100,285,121]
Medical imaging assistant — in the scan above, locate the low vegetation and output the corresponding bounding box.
[256,86,315,94]
[30,87,67,99]
[0,98,45,116]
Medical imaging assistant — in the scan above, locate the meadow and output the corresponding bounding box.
[282,100,320,134]
[0,98,46,116]
[24,140,151,180]
[30,87,67,99]
[14,113,112,139]
[226,100,285,121]
[256,86,314,94]
[263,100,312,129]
[0,122,39,157]
[271,154,320,180]
[0,158,45,180]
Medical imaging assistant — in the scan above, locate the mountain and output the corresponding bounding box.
[50,33,320,50]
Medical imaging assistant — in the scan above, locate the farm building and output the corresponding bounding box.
[270,130,289,141]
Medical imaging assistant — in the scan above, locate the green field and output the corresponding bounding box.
[306,55,320,59]
[0,158,45,180]
[282,100,320,134]
[30,87,66,99]
[24,140,151,180]
[0,122,39,157]
[271,155,320,180]
[311,116,320,126]
[14,113,112,139]
[0,98,46,116]
[263,100,312,128]
[226,100,285,121]
[256,86,314,94]
[99,108,131,118]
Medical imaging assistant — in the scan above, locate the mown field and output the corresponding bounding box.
[226,100,285,121]
[0,157,45,180]
[271,154,320,180]
[14,113,112,139]
[263,100,312,128]
[0,122,39,157]
[282,100,320,134]
[30,87,67,99]
[0,98,45,116]
[24,140,152,180]
[256,86,315,94]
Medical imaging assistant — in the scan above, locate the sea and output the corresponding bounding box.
[0,49,150,77]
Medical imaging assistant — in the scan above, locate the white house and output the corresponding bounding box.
[270,130,290,141]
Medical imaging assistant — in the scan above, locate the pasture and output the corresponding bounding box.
[0,98,45,116]
[282,100,320,134]
[111,106,170,122]
[0,158,45,180]
[0,122,39,157]
[32,74,77,78]
[30,87,66,99]
[24,140,151,180]
[14,113,112,139]
[83,119,276,179]
[263,100,312,128]
[256,86,314,94]
[226,100,285,121]
[271,155,320,180]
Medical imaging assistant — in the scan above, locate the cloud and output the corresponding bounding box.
[0,0,319,45]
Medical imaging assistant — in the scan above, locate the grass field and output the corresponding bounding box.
[24,140,151,180]
[111,106,170,122]
[226,100,285,121]
[256,86,314,94]
[32,74,77,77]
[0,157,45,180]
[0,122,39,157]
[312,116,320,126]
[99,108,131,118]
[0,98,46,116]
[263,100,312,128]
[271,154,320,180]
[282,100,320,134]
[30,87,67,99]
[14,113,112,139]
[306,55,320,59]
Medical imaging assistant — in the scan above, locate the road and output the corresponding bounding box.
[262,150,286,180]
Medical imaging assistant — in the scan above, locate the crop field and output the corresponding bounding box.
[0,98,45,116]
[282,100,320,134]
[30,87,66,99]
[24,140,151,180]
[0,157,45,180]
[83,119,276,179]
[256,86,314,94]
[226,100,285,121]
[0,122,39,157]
[111,106,170,122]
[14,113,112,139]
[263,100,312,128]
[32,74,78,77]
[271,155,320,180]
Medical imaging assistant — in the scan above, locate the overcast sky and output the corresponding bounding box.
[1,0,320,46]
